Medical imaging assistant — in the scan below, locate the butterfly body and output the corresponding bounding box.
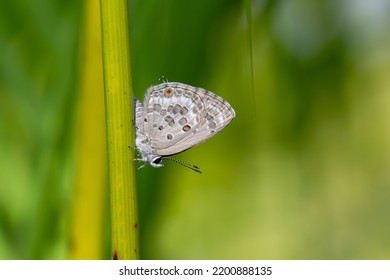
[134,82,235,171]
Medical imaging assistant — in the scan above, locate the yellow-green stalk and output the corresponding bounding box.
[100,0,138,259]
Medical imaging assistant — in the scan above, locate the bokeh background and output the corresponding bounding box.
[1,0,390,259]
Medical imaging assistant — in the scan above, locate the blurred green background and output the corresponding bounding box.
[1,0,390,259]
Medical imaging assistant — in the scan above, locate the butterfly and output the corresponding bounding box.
[133,82,235,173]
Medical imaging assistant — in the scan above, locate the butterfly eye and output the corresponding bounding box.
[152,157,162,164]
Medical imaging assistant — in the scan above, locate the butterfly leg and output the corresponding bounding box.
[132,119,140,130]
[137,163,148,170]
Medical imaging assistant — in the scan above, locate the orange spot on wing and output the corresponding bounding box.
[165,88,173,95]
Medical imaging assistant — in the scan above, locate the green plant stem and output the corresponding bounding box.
[100,0,138,259]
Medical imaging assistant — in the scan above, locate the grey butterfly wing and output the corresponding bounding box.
[140,82,206,155]
[158,85,235,155]
[134,97,144,129]
[141,82,235,156]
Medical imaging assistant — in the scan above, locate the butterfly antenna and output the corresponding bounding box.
[164,157,202,174]
[159,76,169,83]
